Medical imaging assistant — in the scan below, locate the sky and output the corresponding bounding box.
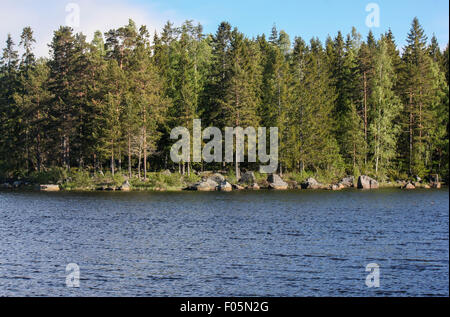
[0,0,448,57]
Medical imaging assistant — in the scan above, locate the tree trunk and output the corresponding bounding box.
[118,146,122,172]
[363,71,368,165]
[111,141,115,177]
[36,133,42,172]
[128,134,132,179]
[143,129,147,181]
[409,90,414,175]
[138,141,142,180]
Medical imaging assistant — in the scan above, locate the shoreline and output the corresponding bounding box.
[0,183,446,193]
[1,171,445,193]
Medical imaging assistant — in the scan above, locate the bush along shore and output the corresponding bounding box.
[0,168,444,192]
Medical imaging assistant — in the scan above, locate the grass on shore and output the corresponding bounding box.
[1,167,443,191]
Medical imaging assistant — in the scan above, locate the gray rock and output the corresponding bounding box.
[301,178,321,189]
[1,182,12,189]
[268,174,289,190]
[357,175,379,189]
[218,181,233,192]
[240,171,256,185]
[403,182,415,190]
[40,184,60,192]
[431,182,441,189]
[162,170,172,176]
[208,173,225,184]
[331,184,342,191]
[248,183,261,190]
[287,181,299,190]
[190,178,219,191]
[13,181,22,188]
[339,176,355,188]
[120,181,131,191]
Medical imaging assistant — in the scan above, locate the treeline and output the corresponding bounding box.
[0,18,448,181]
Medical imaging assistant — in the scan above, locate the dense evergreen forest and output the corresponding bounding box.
[0,18,449,183]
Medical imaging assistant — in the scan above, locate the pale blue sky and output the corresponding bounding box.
[145,0,449,47]
[1,0,448,56]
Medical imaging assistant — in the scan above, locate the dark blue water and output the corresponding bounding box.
[0,189,448,297]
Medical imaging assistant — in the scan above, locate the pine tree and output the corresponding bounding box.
[13,59,51,172]
[47,27,78,168]
[220,28,262,179]
[128,26,168,179]
[0,34,20,172]
[94,59,124,176]
[369,38,402,177]
[259,30,291,174]
[357,33,377,165]
[400,17,445,176]
[338,30,366,172]
[15,27,37,171]
[290,38,342,174]
[203,22,232,128]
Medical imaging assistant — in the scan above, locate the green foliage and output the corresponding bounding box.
[182,173,201,185]
[0,19,448,184]
[28,167,67,184]
[63,170,93,190]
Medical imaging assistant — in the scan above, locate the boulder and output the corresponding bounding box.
[403,182,416,190]
[1,183,12,189]
[423,184,431,189]
[208,173,225,184]
[247,183,260,190]
[195,182,212,191]
[258,179,270,189]
[240,171,256,185]
[431,182,441,189]
[40,184,60,192]
[206,178,219,189]
[13,181,22,188]
[287,181,299,190]
[232,184,245,191]
[218,181,233,192]
[301,178,321,190]
[191,178,219,191]
[331,184,342,191]
[120,181,131,191]
[357,175,379,190]
[268,174,289,190]
[339,176,355,188]
[162,170,172,176]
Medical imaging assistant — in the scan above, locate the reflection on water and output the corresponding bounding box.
[0,189,448,296]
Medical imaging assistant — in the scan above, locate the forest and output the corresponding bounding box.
[0,17,448,186]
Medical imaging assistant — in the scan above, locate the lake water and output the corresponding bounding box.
[0,189,448,297]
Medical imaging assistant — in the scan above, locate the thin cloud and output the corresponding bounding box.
[0,0,187,57]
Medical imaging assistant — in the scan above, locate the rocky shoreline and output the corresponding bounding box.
[0,172,444,192]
